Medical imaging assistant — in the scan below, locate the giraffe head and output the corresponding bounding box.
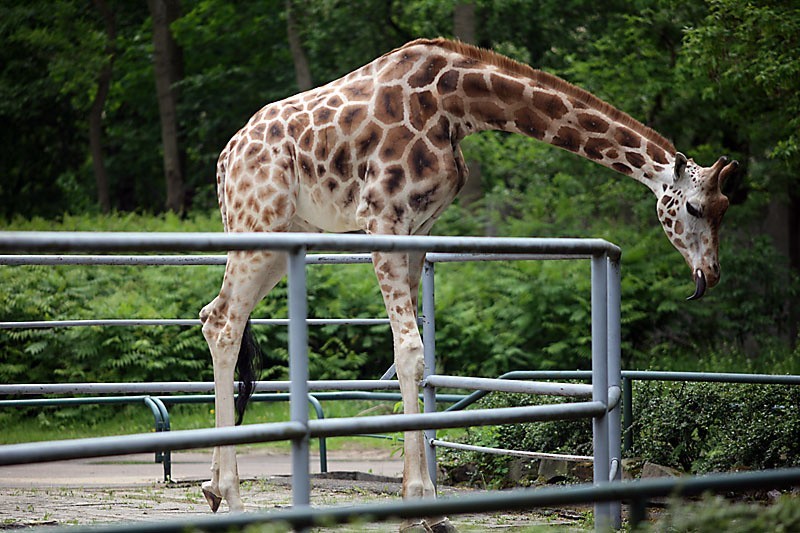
[655,153,738,300]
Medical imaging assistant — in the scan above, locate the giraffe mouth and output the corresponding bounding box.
[687,269,707,301]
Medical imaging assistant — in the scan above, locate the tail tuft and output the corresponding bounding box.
[235,321,263,425]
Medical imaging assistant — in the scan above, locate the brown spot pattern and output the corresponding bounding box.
[553,126,581,153]
[462,73,491,98]
[532,90,568,119]
[427,116,451,149]
[577,113,609,133]
[625,151,646,168]
[267,123,284,143]
[355,123,381,157]
[409,185,439,212]
[409,90,438,131]
[341,105,367,136]
[647,142,669,165]
[342,80,372,101]
[613,127,640,148]
[313,107,334,126]
[437,70,459,94]
[383,166,406,194]
[443,95,465,118]
[583,137,613,160]
[612,162,633,175]
[380,126,413,159]
[408,56,447,88]
[408,139,439,181]
[471,101,506,128]
[491,74,525,105]
[375,85,404,124]
[514,108,547,140]
[331,145,353,178]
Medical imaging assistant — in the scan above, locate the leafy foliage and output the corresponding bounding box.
[1,1,799,471]
[632,381,800,473]
[438,392,592,489]
[438,379,800,488]
[643,494,800,533]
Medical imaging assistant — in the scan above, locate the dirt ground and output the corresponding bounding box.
[7,443,792,531]
[0,448,590,531]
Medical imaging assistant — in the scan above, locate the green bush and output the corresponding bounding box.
[439,381,800,488]
[632,381,800,473]
[641,494,800,532]
[0,213,394,391]
[438,392,592,489]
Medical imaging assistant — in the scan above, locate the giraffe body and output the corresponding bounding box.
[200,39,736,526]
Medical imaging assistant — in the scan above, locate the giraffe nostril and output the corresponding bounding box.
[712,263,720,275]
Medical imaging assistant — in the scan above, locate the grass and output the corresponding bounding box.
[0,399,467,451]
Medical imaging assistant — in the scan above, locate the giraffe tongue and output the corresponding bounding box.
[687,269,706,301]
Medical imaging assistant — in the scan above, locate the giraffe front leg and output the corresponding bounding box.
[374,252,456,532]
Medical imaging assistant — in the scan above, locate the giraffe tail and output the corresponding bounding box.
[235,320,263,425]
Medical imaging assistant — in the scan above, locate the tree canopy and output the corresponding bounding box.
[1,0,798,372]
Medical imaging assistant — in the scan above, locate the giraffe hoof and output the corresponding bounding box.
[202,484,222,513]
[426,518,457,533]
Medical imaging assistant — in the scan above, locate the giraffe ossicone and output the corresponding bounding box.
[199,38,736,526]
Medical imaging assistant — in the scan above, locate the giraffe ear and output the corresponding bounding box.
[673,152,688,183]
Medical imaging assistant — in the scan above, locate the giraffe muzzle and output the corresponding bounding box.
[687,268,707,301]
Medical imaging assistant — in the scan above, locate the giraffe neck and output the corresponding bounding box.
[418,39,676,192]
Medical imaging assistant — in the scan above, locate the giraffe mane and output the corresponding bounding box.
[401,38,677,155]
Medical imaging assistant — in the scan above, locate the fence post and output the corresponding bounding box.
[288,247,310,508]
[422,257,437,485]
[622,376,633,454]
[607,256,622,529]
[591,253,611,531]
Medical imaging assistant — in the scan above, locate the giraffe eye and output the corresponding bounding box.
[686,202,702,218]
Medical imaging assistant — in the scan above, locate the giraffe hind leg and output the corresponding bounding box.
[200,250,288,512]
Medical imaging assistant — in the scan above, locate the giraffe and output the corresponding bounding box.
[199,38,737,530]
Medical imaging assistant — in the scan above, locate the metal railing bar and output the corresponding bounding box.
[157,392,468,404]
[445,369,800,413]
[0,317,393,329]
[429,439,593,462]
[0,231,622,260]
[307,402,607,438]
[0,402,606,467]
[426,252,591,262]
[0,380,402,395]
[0,421,308,466]
[622,370,800,385]
[0,253,376,266]
[25,467,800,533]
[444,370,593,412]
[0,251,600,267]
[423,375,593,397]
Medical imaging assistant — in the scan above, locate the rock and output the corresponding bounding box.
[622,458,643,480]
[508,458,539,483]
[444,462,478,485]
[570,461,594,482]
[640,461,683,479]
[538,459,569,483]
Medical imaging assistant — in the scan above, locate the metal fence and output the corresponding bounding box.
[0,230,618,530]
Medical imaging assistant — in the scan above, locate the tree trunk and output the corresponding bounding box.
[453,2,476,45]
[286,1,313,92]
[453,2,483,208]
[89,0,115,214]
[765,190,800,346]
[148,0,185,214]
